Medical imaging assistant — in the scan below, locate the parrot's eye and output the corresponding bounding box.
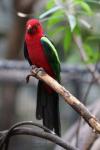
[34,25,38,30]
[34,23,40,29]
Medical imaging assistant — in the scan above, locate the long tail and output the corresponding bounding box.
[36,80,61,136]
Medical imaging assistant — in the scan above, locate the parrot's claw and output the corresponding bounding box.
[31,67,44,74]
[26,65,44,83]
[26,74,33,83]
[26,65,36,83]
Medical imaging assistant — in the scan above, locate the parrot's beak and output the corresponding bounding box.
[27,25,33,34]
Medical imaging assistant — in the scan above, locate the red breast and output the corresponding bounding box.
[25,33,55,79]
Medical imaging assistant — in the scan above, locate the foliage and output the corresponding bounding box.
[39,0,100,63]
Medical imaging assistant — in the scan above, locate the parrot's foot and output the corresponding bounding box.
[26,65,44,83]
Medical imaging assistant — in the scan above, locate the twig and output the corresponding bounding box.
[73,34,100,84]
[28,66,100,134]
[83,43,100,102]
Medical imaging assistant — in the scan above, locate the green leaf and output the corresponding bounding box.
[85,0,100,5]
[67,14,77,32]
[75,1,92,15]
[86,36,100,43]
[73,25,81,36]
[47,10,64,28]
[46,0,55,10]
[47,26,65,37]
[84,44,98,63]
[39,5,62,19]
[63,27,72,51]
[79,18,92,29]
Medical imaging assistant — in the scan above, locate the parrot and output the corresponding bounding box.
[24,19,61,136]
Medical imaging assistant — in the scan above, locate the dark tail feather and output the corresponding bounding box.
[36,80,61,136]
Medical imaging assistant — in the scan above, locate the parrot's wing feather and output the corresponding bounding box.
[24,41,32,65]
[41,36,60,81]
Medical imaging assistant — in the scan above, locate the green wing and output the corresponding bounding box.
[41,36,60,81]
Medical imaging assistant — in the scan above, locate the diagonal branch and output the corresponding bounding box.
[28,66,100,134]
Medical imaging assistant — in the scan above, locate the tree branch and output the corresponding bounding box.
[0,121,79,150]
[28,66,100,134]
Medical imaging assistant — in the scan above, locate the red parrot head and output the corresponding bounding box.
[26,19,43,35]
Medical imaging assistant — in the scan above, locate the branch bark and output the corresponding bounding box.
[12,127,79,150]
[28,66,100,134]
[0,121,79,150]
